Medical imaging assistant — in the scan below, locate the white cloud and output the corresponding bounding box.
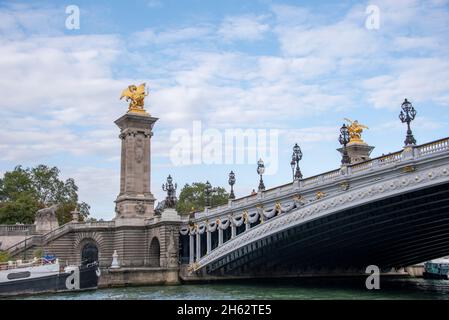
[282,127,339,144]
[0,122,119,162]
[276,20,379,58]
[363,58,449,109]
[271,4,312,27]
[392,36,440,51]
[218,15,270,42]
[0,3,64,39]
[63,166,119,220]
[0,35,124,124]
[132,26,212,46]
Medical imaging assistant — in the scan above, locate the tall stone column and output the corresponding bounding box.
[196,233,201,262]
[218,228,223,246]
[206,230,211,254]
[189,234,195,264]
[114,112,158,225]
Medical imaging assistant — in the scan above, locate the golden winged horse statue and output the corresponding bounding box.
[120,83,149,114]
[344,118,369,145]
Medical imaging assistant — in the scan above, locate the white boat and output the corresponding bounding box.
[0,256,100,297]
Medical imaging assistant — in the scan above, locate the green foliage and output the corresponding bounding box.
[176,182,229,215]
[0,165,90,225]
[0,250,10,263]
[56,201,90,225]
[0,166,35,201]
[0,193,39,224]
[33,248,43,258]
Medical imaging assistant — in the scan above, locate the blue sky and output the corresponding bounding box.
[0,0,449,220]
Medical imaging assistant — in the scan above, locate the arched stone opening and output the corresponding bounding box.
[81,242,99,265]
[148,237,160,267]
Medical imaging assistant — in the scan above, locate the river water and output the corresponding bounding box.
[14,277,449,300]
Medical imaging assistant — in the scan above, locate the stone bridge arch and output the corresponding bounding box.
[74,232,104,266]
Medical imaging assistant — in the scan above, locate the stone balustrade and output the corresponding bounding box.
[0,224,36,236]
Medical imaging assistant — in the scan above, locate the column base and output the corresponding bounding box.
[115,194,155,221]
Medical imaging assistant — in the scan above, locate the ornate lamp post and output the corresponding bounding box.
[339,124,351,165]
[228,171,236,200]
[162,174,177,208]
[399,98,417,146]
[257,158,265,191]
[290,143,303,181]
[205,180,212,207]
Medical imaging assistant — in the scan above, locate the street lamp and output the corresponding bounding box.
[257,158,265,191]
[399,98,417,146]
[339,124,351,165]
[162,174,177,208]
[290,143,303,181]
[205,180,212,207]
[228,171,236,200]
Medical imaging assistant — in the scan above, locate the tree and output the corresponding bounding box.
[0,166,35,202]
[0,165,90,225]
[0,193,38,224]
[176,182,229,215]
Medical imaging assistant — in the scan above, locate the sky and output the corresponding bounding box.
[0,0,449,220]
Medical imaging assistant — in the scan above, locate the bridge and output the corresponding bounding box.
[179,138,449,278]
[2,93,449,285]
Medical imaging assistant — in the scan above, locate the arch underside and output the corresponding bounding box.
[205,181,449,275]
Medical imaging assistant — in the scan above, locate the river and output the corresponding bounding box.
[12,277,449,300]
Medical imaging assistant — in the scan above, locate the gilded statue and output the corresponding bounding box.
[344,118,369,144]
[120,83,149,114]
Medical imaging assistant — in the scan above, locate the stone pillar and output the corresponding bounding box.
[218,228,223,246]
[337,143,374,165]
[196,233,201,261]
[231,224,236,239]
[245,222,250,231]
[189,234,194,264]
[206,231,211,254]
[71,210,79,223]
[114,112,158,225]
